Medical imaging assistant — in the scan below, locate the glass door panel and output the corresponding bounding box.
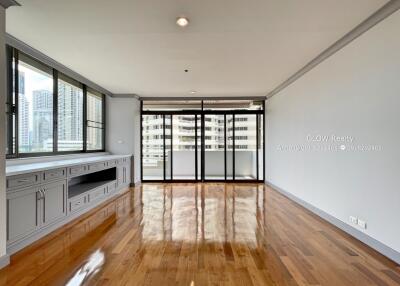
[172,114,196,180]
[165,115,172,180]
[204,114,225,180]
[234,114,257,180]
[142,115,164,180]
[226,114,234,180]
[196,115,202,180]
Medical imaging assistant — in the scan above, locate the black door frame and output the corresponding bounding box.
[141,103,265,183]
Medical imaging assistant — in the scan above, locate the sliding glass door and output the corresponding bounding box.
[202,113,262,181]
[141,100,264,182]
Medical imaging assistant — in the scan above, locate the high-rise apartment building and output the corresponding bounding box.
[18,71,30,152]
[142,114,257,168]
[32,89,53,150]
[58,81,83,148]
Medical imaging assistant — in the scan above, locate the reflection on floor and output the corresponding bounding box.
[0,183,399,285]
[143,175,256,180]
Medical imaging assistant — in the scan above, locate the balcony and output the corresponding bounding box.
[142,150,263,180]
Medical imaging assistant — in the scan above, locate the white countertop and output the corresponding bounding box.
[6,154,132,176]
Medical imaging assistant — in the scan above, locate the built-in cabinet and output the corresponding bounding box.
[7,180,66,244]
[6,155,132,255]
[7,187,41,243]
[41,181,67,226]
[117,163,131,187]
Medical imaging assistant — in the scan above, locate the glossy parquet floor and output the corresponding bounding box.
[0,183,399,286]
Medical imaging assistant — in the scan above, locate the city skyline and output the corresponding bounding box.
[16,62,102,152]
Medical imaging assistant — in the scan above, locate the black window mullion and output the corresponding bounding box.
[256,114,259,181]
[163,115,166,181]
[53,69,58,153]
[83,85,87,152]
[170,115,173,180]
[224,114,227,181]
[102,94,106,151]
[233,113,235,181]
[195,114,198,181]
[140,100,143,181]
[201,113,205,181]
[6,46,14,156]
[263,101,266,182]
[14,49,19,157]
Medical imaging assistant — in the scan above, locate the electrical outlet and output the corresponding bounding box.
[358,219,367,229]
[349,216,358,225]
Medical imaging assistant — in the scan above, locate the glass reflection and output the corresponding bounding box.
[66,249,105,286]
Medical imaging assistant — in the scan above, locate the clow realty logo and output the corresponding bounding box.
[306,134,354,143]
[276,134,382,153]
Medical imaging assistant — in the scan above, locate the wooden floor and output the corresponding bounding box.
[0,183,399,286]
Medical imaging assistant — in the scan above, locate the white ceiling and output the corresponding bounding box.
[6,0,388,97]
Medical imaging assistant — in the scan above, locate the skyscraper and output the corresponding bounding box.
[32,89,53,150]
[18,71,30,152]
[57,80,83,150]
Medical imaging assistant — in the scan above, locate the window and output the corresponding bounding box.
[18,53,54,153]
[58,74,83,151]
[86,89,104,150]
[6,46,106,158]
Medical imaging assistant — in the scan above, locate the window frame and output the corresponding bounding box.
[6,46,106,159]
[86,88,106,152]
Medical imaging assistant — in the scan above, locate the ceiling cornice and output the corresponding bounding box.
[140,96,266,101]
[0,0,19,9]
[266,0,400,100]
[113,94,140,99]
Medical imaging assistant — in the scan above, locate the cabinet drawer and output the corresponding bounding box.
[88,162,107,172]
[68,165,86,177]
[89,187,106,202]
[69,195,87,213]
[7,173,41,190]
[43,168,66,182]
[107,160,118,168]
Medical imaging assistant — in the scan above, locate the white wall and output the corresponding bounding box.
[106,97,141,183]
[0,7,7,260]
[265,10,400,254]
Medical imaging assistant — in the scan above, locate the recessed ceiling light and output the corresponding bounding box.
[176,17,189,27]
[190,90,197,94]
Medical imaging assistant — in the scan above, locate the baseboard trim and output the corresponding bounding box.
[265,181,400,265]
[0,254,10,269]
[133,180,142,187]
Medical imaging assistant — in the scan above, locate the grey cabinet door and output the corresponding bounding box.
[42,180,67,227]
[117,166,124,187]
[7,187,40,243]
[124,164,131,185]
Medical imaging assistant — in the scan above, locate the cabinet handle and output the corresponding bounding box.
[42,190,46,223]
[37,190,42,200]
